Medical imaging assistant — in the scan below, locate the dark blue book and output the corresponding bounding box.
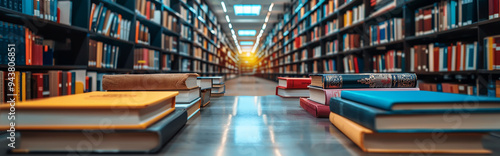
[71,72,76,94]
[309,73,417,89]
[330,97,500,132]
[43,46,53,65]
[341,90,500,111]
[12,109,187,153]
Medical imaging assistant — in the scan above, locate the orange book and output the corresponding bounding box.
[329,112,491,154]
[117,14,122,39]
[146,1,151,19]
[89,3,96,30]
[96,41,103,68]
[135,21,140,43]
[0,91,179,130]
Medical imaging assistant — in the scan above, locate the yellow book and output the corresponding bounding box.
[15,71,20,102]
[0,91,179,130]
[329,112,490,154]
[22,72,26,101]
[489,37,494,70]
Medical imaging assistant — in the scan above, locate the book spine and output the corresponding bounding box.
[320,73,417,89]
[286,79,311,89]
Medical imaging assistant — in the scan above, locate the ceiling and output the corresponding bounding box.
[206,0,289,53]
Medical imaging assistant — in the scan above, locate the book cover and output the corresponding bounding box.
[309,86,419,105]
[103,73,200,91]
[341,90,500,111]
[310,73,417,89]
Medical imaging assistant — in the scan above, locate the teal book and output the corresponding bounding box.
[310,73,417,89]
[330,97,500,133]
[340,90,500,111]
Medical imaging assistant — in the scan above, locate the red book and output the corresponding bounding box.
[278,77,311,89]
[58,71,63,96]
[32,37,43,65]
[300,98,330,118]
[456,42,462,71]
[67,72,72,95]
[146,1,151,19]
[85,76,90,92]
[489,0,494,18]
[354,56,360,73]
[448,45,453,71]
[494,37,500,69]
[275,86,309,98]
[495,0,499,18]
[32,73,44,99]
[434,47,440,72]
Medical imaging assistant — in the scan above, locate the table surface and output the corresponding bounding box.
[8,96,500,156]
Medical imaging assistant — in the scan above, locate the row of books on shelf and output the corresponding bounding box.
[372,50,405,73]
[323,59,337,73]
[90,3,132,41]
[0,22,54,66]
[326,40,339,55]
[135,22,151,45]
[180,25,192,40]
[410,41,478,72]
[342,33,361,51]
[88,40,120,69]
[323,0,339,18]
[8,0,59,22]
[415,0,477,36]
[161,34,177,52]
[342,3,365,27]
[369,0,404,17]
[343,54,364,73]
[179,6,192,25]
[488,0,500,19]
[0,70,113,103]
[133,48,160,70]
[325,19,339,34]
[418,81,477,96]
[369,18,404,46]
[135,0,161,23]
[163,11,178,32]
[484,35,500,70]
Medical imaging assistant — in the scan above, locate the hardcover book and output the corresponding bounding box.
[340,90,500,111]
[278,77,311,89]
[102,73,199,90]
[201,89,211,107]
[197,77,213,90]
[330,97,500,132]
[176,97,201,120]
[13,109,187,153]
[299,98,329,118]
[308,86,419,105]
[0,91,178,130]
[329,112,490,153]
[310,73,417,89]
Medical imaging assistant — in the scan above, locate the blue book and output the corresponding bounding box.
[443,46,448,70]
[341,90,500,111]
[451,0,457,28]
[330,97,500,132]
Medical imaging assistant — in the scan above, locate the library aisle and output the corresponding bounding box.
[224,76,278,96]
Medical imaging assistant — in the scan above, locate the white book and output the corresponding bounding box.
[451,45,456,71]
[410,48,415,72]
[460,44,465,71]
[472,41,477,70]
[153,10,161,24]
[439,48,445,72]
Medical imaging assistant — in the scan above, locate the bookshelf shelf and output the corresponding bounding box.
[94,0,135,16]
[89,33,135,46]
[0,65,87,71]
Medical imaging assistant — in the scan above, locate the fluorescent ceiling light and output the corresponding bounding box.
[231,29,236,35]
[238,30,257,36]
[265,16,269,22]
[268,3,274,11]
[221,1,227,12]
[262,23,266,30]
[225,15,230,22]
[240,41,254,45]
[229,23,233,28]
[234,5,261,16]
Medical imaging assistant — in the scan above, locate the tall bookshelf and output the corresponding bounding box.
[0,0,239,81]
[255,0,500,96]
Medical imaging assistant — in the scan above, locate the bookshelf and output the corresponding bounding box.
[0,0,239,85]
[255,0,500,96]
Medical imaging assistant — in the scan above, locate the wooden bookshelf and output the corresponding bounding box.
[255,0,500,96]
[0,0,239,81]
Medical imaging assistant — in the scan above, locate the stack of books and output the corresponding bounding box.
[329,90,500,153]
[0,91,187,153]
[197,77,213,107]
[303,73,419,118]
[275,77,311,98]
[102,73,202,120]
[202,76,225,97]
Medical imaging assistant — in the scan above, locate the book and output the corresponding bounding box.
[200,76,224,84]
[197,77,213,90]
[275,86,309,98]
[57,1,72,25]
[0,91,178,130]
[329,112,490,153]
[166,87,200,103]
[211,84,225,94]
[299,98,329,118]
[201,89,211,107]
[134,48,160,70]
[310,73,417,89]
[102,73,199,91]
[419,81,477,95]
[278,77,311,89]
[341,90,500,111]
[308,86,419,105]
[12,109,187,153]
[175,97,201,120]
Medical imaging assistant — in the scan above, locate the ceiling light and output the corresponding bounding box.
[265,16,269,22]
[268,3,274,12]
[234,4,261,16]
[262,23,266,30]
[221,1,227,12]
[238,30,257,36]
[225,15,230,22]
[240,41,254,45]
[229,23,232,28]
